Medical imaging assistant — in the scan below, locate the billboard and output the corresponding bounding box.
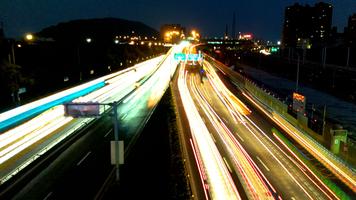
[292,92,306,113]
[64,103,100,118]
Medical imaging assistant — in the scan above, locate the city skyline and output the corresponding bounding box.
[0,0,355,41]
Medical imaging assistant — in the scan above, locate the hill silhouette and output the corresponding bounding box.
[37,18,159,43]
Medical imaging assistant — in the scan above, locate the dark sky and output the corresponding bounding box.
[1,0,355,41]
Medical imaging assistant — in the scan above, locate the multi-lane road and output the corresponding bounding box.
[0,43,187,199]
[173,46,348,199]
[1,42,354,199]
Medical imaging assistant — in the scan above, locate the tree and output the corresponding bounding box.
[0,59,33,106]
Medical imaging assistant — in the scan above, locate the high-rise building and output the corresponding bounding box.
[0,22,5,60]
[0,22,4,40]
[282,2,333,48]
[345,13,356,46]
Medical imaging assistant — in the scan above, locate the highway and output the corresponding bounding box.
[0,43,187,198]
[174,44,340,199]
[1,41,353,199]
[0,55,164,186]
[207,54,356,196]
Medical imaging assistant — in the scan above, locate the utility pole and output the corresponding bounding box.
[346,47,350,67]
[64,102,124,181]
[322,47,327,68]
[322,104,327,136]
[296,52,300,92]
[11,42,16,65]
[112,102,120,181]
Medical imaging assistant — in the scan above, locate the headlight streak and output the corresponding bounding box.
[242,112,337,200]
[178,62,241,199]
[0,55,166,185]
[190,138,210,200]
[206,57,342,199]
[242,91,356,193]
[204,61,251,116]
[272,132,339,200]
[273,114,356,192]
[190,74,273,199]
[0,81,104,131]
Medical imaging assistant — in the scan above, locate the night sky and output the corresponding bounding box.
[1,0,355,41]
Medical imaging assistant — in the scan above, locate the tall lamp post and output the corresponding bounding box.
[77,37,92,82]
[8,34,33,106]
[296,52,300,92]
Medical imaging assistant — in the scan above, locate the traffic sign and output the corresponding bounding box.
[174,53,186,61]
[188,54,200,61]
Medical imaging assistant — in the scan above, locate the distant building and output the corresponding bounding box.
[160,24,185,43]
[282,2,333,48]
[0,22,6,61]
[0,22,4,39]
[345,13,356,47]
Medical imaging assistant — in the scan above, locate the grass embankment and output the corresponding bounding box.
[272,128,351,200]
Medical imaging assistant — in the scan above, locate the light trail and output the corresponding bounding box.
[0,55,168,185]
[178,61,241,199]
[189,71,273,199]
[205,55,345,198]
[242,91,356,192]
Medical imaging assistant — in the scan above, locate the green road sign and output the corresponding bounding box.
[174,53,186,61]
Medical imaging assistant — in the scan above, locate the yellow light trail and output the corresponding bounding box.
[0,55,167,184]
[203,55,344,198]
[189,70,273,199]
[178,61,241,199]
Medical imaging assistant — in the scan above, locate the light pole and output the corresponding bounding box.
[9,41,16,65]
[322,47,327,68]
[110,102,122,181]
[346,47,350,67]
[296,51,300,92]
[77,37,92,82]
[64,101,124,181]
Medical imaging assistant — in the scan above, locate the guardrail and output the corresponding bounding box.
[205,53,356,192]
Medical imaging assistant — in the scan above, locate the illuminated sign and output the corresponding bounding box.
[174,53,202,61]
[187,54,200,61]
[174,53,186,61]
[293,93,305,102]
[243,34,252,38]
[271,47,279,53]
[239,33,253,40]
[292,92,306,113]
[64,102,100,118]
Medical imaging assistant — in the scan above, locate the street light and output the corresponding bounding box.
[86,38,92,43]
[25,34,34,41]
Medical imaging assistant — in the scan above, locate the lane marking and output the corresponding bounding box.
[223,157,233,173]
[104,129,112,138]
[210,133,216,143]
[222,117,228,123]
[121,113,128,120]
[235,132,245,142]
[43,192,53,200]
[256,156,270,172]
[77,151,91,166]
